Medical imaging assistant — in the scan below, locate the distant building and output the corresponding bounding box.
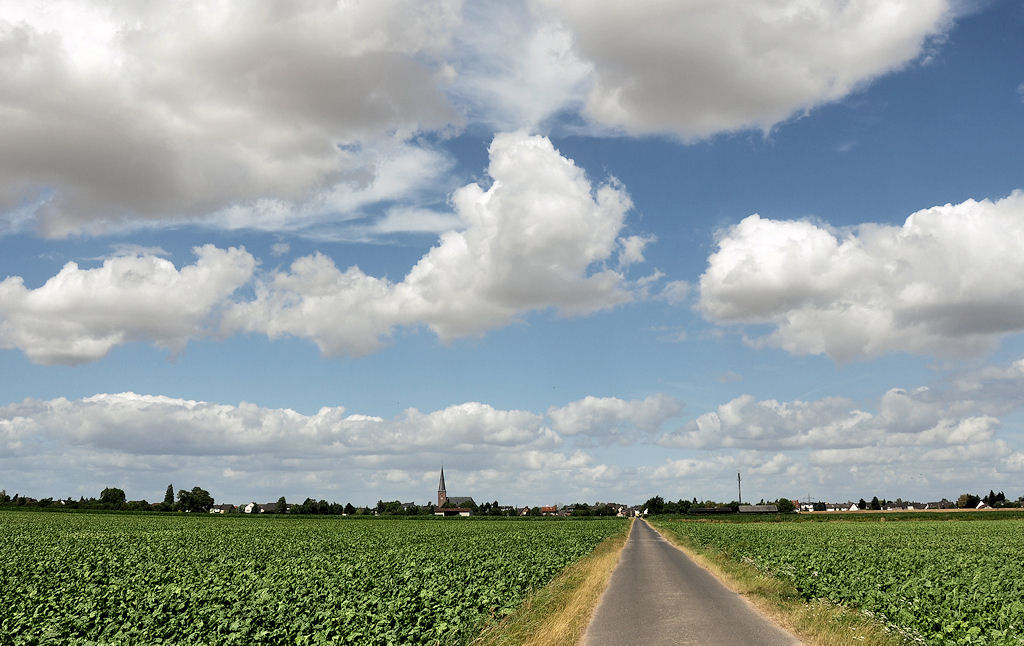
[435,466,474,516]
[738,504,778,513]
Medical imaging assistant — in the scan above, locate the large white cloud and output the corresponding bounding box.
[223,132,641,356]
[0,391,657,505]
[0,245,255,364]
[539,0,952,138]
[699,191,1024,360]
[1,1,960,237]
[548,393,682,440]
[0,0,461,236]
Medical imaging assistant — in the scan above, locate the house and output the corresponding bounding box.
[540,505,558,515]
[209,504,235,514]
[434,507,471,517]
[738,504,778,513]
[925,500,953,510]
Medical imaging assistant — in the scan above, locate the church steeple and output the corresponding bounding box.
[437,466,447,507]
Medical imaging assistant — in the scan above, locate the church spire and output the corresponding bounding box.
[437,466,447,507]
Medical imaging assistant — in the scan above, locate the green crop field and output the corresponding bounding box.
[0,511,627,645]
[652,516,1024,645]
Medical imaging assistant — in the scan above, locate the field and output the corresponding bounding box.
[0,511,627,645]
[652,515,1024,645]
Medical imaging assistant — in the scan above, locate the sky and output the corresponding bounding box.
[2,0,1024,508]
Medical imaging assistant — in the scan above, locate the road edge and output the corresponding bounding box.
[646,519,909,646]
[470,518,633,646]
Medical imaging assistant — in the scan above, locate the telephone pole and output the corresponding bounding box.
[737,472,742,504]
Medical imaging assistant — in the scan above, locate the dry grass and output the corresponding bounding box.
[470,519,631,646]
[648,521,910,646]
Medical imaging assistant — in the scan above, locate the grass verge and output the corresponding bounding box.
[647,520,911,646]
[470,519,631,646]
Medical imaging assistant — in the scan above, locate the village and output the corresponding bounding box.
[1,471,1018,517]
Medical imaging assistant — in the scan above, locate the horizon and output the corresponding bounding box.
[2,2,1024,506]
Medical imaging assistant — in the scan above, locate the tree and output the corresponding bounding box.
[858,498,867,511]
[344,502,356,515]
[177,486,214,513]
[276,496,288,514]
[957,493,980,509]
[163,485,175,508]
[775,498,795,513]
[870,496,881,511]
[643,496,665,515]
[100,487,127,507]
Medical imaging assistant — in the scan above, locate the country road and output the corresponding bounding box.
[583,519,801,646]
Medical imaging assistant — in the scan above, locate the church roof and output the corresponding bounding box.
[438,466,446,492]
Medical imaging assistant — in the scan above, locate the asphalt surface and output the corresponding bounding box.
[583,519,801,646]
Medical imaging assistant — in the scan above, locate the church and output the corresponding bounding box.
[434,466,475,516]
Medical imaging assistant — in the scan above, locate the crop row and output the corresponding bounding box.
[0,512,627,645]
[652,518,1024,645]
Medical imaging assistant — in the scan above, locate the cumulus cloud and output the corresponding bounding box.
[699,191,1024,360]
[224,132,642,356]
[660,384,1010,453]
[0,245,255,364]
[0,391,659,504]
[539,0,952,138]
[548,393,682,440]
[0,1,461,235]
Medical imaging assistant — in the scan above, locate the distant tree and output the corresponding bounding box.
[276,496,288,514]
[812,501,826,512]
[344,502,356,515]
[163,484,175,507]
[858,498,867,510]
[100,487,127,507]
[177,486,214,513]
[775,498,795,513]
[0,489,8,504]
[126,499,150,511]
[870,496,881,510]
[643,496,665,515]
[572,503,592,517]
[957,493,981,509]
[528,506,541,516]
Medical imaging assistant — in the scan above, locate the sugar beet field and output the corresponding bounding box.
[652,514,1024,645]
[0,512,626,645]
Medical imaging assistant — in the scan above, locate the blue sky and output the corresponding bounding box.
[2,1,1023,507]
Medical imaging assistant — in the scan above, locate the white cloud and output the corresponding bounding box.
[224,132,642,356]
[658,280,691,305]
[0,391,657,505]
[660,385,1009,453]
[0,1,461,236]
[548,393,683,440]
[449,3,591,130]
[699,191,1024,360]
[539,0,952,139]
[0,246,255,364]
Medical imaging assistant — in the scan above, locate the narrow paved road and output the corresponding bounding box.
[583,519,800,646]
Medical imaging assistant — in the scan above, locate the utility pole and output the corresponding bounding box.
[737,472,742,504]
